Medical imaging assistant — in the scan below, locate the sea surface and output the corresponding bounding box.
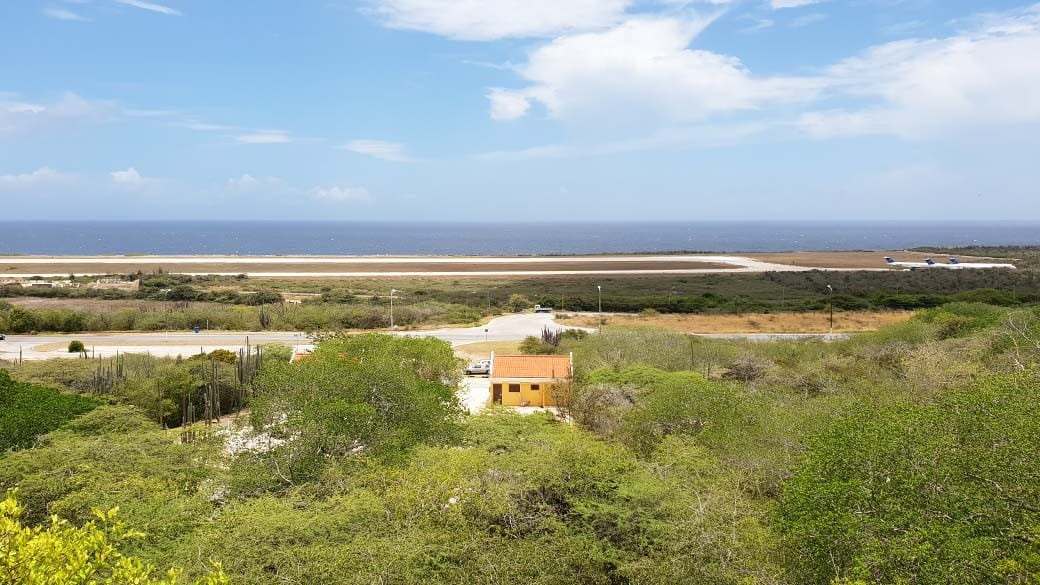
[1,221,1038,256]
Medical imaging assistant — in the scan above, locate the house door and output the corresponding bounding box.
[492,384,503,404]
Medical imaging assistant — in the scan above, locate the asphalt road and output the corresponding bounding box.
[0,313,844,362]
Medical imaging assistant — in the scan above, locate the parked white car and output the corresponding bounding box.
[465,359,491,375]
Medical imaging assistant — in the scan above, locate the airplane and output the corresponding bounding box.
[884,256,940,269]
[947,257,1017,270]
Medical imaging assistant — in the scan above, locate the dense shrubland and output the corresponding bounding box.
[2,302,1040,583]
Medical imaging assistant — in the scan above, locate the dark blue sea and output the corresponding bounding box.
[0,221,1038,255]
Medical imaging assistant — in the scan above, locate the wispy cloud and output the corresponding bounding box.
[0,167,77,189]
[770,0,822,8]
[44,7,89,21]
[181,119,238,132]
[343,139,409,161]
[235,130,292,144]
[790,12,825,27]
[311,186,371,202]
[116,0,181,16]
[1,92,114,136]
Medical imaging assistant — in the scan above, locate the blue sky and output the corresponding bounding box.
[2,0,1039,220]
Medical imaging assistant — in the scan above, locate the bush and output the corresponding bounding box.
[779,373,1040,584]
[0,370,97,451]
[0,491,229,585]
[67,340,85,354]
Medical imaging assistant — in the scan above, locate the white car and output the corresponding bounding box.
[465,359,491,375]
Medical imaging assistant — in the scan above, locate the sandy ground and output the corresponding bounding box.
[0,254,890,278]
[557,311,911,333]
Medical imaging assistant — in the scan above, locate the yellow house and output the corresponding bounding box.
[489,353,573,408]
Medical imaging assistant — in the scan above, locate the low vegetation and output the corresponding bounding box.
[2,301,1039,583]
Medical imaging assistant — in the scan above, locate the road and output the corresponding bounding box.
[0,313,846,362]
[0,314,584,362]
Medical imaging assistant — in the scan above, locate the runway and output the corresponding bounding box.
[0,254,884,278]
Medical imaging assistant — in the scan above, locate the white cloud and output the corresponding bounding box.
[799,5,1040,139]
[110,167,159,190]
[771,0,822,8]
[488,16,822,123]
[344,139,409,161]
[124,108,177,117]
[0,167,76,189]
[487,89,532,121]
[311,186,371,202]
[115,0,181,16]
[44,8,88,21]
[482,3,1040,144]
[0,92,112,136]
[226,174,285,192]
[364,0,632,40]
[235,130,292,144]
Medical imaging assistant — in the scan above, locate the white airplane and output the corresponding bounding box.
[884,256,940,269]
[947,257,1017,270]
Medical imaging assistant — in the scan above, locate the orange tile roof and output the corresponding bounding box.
[492,355,572,379]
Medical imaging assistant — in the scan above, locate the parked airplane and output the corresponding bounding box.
[884,256,1017,270]
[884,257,939,269]
[947,257,1017,269]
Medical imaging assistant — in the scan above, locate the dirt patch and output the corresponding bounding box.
[557,311,913,334]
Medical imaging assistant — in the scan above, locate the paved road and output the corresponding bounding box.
[0,314,583,362]
[0,313,846,362]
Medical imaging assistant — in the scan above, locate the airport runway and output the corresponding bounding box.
[0,254,884,278]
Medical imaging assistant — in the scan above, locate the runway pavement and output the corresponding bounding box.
[0,254,885,278]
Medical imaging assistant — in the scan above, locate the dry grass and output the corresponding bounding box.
[454,341,522,362]
[556,311,913,334]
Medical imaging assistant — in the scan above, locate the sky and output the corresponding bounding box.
[1,0,1039,221]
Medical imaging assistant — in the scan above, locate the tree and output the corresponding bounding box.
[507,294,532,313]
[67,340,85,355]
[0,491,228,585]
[249,334,464,483]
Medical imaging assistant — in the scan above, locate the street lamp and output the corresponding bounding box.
[826,284,834,334]
[389,289,400,329]
[597,285,602,314]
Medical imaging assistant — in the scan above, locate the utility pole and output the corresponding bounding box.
[597,285,602,314]
[826,284,834,334]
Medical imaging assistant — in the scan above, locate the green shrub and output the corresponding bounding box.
[0,370,97,451]
[67,340,85,354]
[779,373,1040,584]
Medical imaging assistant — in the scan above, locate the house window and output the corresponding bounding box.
[530,384,540,390]
[508,384,521,393]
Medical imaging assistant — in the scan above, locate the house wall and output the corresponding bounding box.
[489,379,569,407]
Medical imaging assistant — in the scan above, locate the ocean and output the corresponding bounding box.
[1,221,1038,256]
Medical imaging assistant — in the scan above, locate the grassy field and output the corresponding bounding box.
[557,310,913,333]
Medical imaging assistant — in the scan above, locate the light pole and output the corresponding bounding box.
[389,288,400,329]
[826,284,834,334]
[597,285,602,314]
